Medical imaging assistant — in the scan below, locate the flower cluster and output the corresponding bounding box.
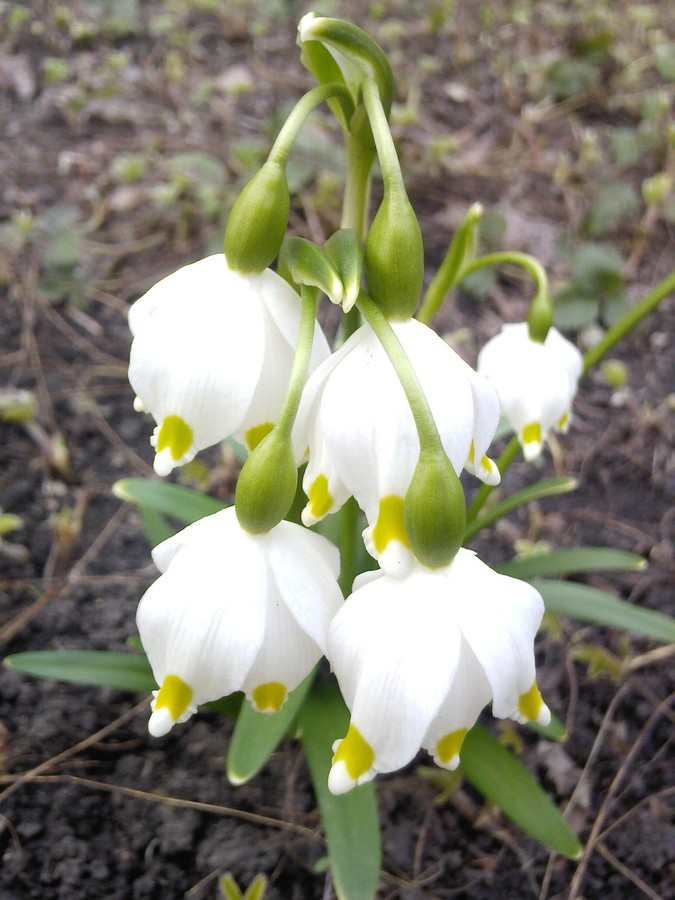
[129,253,558,790]
[125,12,581,796]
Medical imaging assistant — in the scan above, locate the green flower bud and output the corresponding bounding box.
[235,431,297,534]
[365,192,424,320]
[404,450,466,568]
[527,290,554,344]
[224,161,290,273]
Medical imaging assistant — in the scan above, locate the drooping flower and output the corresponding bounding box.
[128,254,329,476]
[477,322,583,461]
[325,551,550,794]
[136,507,343,738]
[293,319,501,575]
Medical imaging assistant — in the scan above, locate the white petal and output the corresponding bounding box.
[139,509,269,703]
[422,635,492,769]
[241,585,323,704]
[445,550,544,721]
[327,568,461,775]
[263,522,343,653]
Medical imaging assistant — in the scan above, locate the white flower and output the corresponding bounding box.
[293,319,500,576]
[129,254,329,476]
[477,322,583,461]
[325,551,550,794]
[136,507,342,738]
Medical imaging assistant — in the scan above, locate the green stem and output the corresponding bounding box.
[466,436,519,523]
[582,269,675,375]
[357,295,443,454]
[338,497,360,596]
[361,78,404,193]
[342,133,373,240]
[269,83,352,167]
[275,287,319,440]
[418,202,483,325]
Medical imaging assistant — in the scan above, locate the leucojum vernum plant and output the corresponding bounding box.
[7,14,675,899]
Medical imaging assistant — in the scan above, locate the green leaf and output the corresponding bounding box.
[227,673,315,785]
[137,505,176,547]
[465,477,578,541]
[569,242,625,300]
[497,547,646,580]
[585,183,639,237]
[4,650,156,693]
[535,579,675,644]
[113,478,227,524]
[528,711,567,741]
[460,724,582,859]
[299,682,381,900]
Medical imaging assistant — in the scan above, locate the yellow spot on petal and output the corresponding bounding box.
[521,421,541,448]
[480,455,494,475]
[435,728,468,766]
[467,440,476,465]
[154,674,194,722]
[156,415,194,462]
[518,681,545,722]
[251,682,287,713]
[557,412,569,432]
[307,474,334,521]
[245,422,274,452]
[332,725,375,781]
[371,495,410,555]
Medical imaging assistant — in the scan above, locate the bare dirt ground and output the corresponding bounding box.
[1,2,673,898]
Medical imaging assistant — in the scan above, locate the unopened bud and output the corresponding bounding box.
[224,161,290,273]
[404,451,466,568]
[235,431,297,534]
[365,192,424,320]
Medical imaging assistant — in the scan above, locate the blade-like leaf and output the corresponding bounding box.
[498,547,646,580]
[113,477,226,524]
[300,682,380,900]
[536,579,675,643]
[460,724,582,859]
[528,710,566,741]
[4,650,156,693]
[227,672,315,785]
[465,477,577,541]
[137,505,176,547]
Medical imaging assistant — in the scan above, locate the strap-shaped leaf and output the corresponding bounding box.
[464,477,577,541]
[460,723,582,859]
[536,579,675,643]
[4,650,156,693]
[113,477,226,524]
[137,505,176,547]
[299,681,381,900]
[227,672,315,785]
[497,547,646,580]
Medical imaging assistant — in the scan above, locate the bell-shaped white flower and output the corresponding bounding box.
[477,322,583,461]
[325,550,550,794]
[136,507,342,738]
[294,319,500,576]
[129,254,329,476]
